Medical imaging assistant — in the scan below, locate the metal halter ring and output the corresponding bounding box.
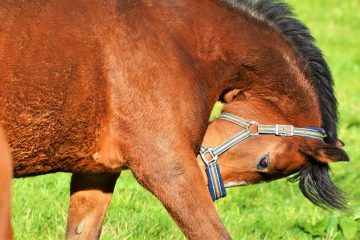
[247,121,260,136]
[199,148,218,165]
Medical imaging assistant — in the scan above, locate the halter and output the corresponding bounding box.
[199,112,327,201]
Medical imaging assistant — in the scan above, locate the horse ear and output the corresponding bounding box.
[221,89,243,103]
[300,144,349,164]
[336,139,345,147]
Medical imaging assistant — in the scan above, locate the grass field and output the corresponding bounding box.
[11,0,360,239]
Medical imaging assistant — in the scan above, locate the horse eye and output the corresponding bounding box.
[257,154,270,170]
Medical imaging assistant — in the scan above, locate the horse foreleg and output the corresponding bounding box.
[66,173,119,240]
[130,154,231,240]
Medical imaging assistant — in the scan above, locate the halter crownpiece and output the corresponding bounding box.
[218,112,327,139]
[199,112,327,201]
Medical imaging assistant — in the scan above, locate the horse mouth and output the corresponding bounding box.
[224,181,250,188]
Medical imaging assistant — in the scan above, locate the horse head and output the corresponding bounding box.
[200,95,349,210]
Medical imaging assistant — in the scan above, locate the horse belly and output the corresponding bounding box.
[0,2,120,176]
[0,67,111,177]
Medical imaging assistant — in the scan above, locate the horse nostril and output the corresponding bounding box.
[257,154,270,170]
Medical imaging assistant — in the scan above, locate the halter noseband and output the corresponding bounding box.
[199,112,327,201]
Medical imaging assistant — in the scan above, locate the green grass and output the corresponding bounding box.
[11,0,360,239]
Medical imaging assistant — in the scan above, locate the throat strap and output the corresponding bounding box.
[199,130,251,201]
[205,159,227,201]
[199,146,228,201]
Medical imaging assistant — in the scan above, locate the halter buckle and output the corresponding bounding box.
[275,124,294,136]
[247,121,260,136]
[199,148,218,165]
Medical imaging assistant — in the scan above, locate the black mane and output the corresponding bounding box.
[225,0,347,210]
[225,0,337,144]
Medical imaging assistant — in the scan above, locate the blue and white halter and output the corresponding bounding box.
[198,112,327,201]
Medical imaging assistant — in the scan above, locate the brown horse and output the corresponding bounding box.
[0,127,12,240]
[0,0,349,239]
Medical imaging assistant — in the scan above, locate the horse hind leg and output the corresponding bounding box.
[0,127,12,240]
[66,173,120,240]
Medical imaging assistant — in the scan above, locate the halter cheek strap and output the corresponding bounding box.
[199,112,327,201]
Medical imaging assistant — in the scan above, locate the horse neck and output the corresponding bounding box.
[169,1,322,126]
[144,1,321,125]
[223,96,321,128]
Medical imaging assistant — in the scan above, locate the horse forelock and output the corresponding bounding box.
[288,161,348,211]
[223,0,338,145]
